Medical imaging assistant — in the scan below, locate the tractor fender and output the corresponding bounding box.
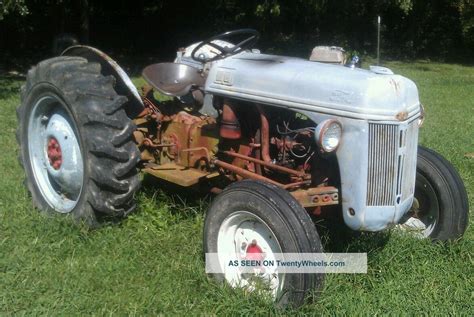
[61,45,144,116]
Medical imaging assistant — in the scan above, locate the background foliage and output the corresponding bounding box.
[1,0,474,64]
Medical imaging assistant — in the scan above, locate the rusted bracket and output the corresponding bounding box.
[290,186,339,208]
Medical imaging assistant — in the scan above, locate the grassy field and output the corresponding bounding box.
[0,61,473,315]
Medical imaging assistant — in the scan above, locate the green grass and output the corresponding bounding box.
[0,61,473,315]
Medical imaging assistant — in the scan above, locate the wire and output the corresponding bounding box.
[303,151,315,170]
[276,120,315,160]
[276,122,315,135]
[289,143,313,158]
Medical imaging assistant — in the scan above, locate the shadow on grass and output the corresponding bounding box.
[315,215,391,253]
[139,174,212,218]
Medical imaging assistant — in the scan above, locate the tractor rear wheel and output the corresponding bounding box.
[16,56,141,226]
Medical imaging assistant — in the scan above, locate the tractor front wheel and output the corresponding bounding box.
[398,146,469,240]
[204,180,324,307]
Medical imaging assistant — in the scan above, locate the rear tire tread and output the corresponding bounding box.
[17,56,141,223]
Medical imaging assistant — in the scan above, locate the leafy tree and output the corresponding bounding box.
[458,0,474,49]
[0,0,473,61]
[0,0,28,20]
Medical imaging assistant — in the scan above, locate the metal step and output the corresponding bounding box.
[143,163,210,187]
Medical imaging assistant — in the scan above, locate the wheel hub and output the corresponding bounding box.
[245,240,265,262]
[217,211,283,298]
[43,112,84,197]
[409,197,421,218]
[397,174,439,237]
[47,137,62,169]
[28,96,84,213]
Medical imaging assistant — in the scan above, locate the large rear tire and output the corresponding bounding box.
[398,146,469,240]
[16,56,141,226]
[204,180,324,308]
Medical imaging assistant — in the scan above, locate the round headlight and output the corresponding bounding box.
[315,119,342,152]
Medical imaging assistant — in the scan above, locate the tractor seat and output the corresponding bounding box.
[142,63,205,97]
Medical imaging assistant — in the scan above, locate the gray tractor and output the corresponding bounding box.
[17,29,468,307]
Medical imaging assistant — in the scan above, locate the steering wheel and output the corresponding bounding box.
[191,29,260,63]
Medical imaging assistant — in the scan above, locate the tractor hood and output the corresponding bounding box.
[204,52,421,121]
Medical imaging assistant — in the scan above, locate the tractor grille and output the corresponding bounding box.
[367,124,398,206]
[366,122,418,206]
